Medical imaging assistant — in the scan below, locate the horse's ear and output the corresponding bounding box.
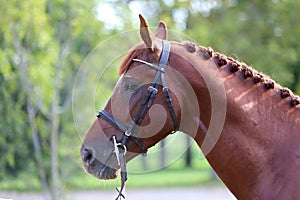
[155,21,168,40]
[139,14,154,51]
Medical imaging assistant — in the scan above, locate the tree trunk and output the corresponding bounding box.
[50,50,63,200]
[26,98,51,200]
[50,36,68,200]
[141,156,148,171]
[185,135,192,167]
[160,139,166,169]
[51,109,60,200]
[13,29,54,200]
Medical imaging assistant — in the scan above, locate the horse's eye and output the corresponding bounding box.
[123,78,138,92]
[124,82,138,91]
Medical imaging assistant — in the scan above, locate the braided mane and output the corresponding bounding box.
[118,40,299,108]
[182,41,300,108]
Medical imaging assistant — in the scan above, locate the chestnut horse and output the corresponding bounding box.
[80,15,300,199]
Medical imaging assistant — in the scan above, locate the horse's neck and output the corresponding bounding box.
[177,50,300,199]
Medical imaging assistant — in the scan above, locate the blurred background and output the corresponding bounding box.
[0,0,299,199]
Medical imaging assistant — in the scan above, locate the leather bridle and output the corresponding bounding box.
[96,40,179,199]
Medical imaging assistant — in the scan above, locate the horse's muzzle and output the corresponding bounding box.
[80,145,120,180]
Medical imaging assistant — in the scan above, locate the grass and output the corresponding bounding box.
[1,166,222,192]
[1,134,223,191]
[64,166,219,191]
[65,151,219,190]
[65,133,217,190]
[127,168,212,188]
[0,173,41,191]
[0,159,220,192]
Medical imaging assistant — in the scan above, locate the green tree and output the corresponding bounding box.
[0,0,104,199]
[185,0,300,92]
[111,0,300,93]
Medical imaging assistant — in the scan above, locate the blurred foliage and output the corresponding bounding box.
[0,0,105,188]
[0,0,299,191]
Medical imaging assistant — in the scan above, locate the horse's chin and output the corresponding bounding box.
[83,157,120,180]
[97,165,120,180]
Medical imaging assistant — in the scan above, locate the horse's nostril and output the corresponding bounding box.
[81,146,94,165]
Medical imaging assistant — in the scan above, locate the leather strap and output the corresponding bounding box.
[97,40,178,200]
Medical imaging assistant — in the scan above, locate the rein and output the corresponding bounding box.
[97,40,178,199]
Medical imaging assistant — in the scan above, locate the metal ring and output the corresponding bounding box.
[117,144,127,155]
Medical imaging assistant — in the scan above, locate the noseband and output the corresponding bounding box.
[96,40,179,199]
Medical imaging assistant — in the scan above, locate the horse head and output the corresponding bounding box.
[80,15,186,181]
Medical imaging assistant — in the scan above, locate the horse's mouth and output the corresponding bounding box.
[97,165,120,180]
[84,159,120,180]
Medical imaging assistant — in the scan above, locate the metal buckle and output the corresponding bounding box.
[112,136,120,165]
[147,85,158,93]
[162,86,168,92]
[112,136,127,166]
